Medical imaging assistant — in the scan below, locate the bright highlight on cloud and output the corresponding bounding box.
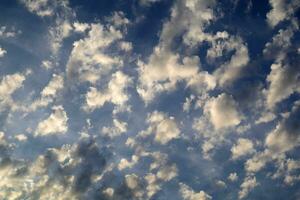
[0,0,300,199]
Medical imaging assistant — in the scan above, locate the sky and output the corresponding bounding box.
[0,0,300,199]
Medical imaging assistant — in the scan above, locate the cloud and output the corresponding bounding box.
[265,103,300,153]
[210,34,250,86]
[204,93,243,130]
[102,118,128,138]
[231,138,255,160]
[0,26,20,38]
[41,74,64,98]
[266,0,300,27]
[0,47,6,58]
[0,137,109,199]
[180,183,212,200]
[136,0,217,103]
[66,23,123,84]
[238,176,258,199]
[228,172,238,182]
[85,71,132,112]
[140,111,180,144]
[20,0,70,17]
[35,105,68,136]
[264,61,300,109]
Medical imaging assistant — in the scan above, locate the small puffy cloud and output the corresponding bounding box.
[216,180,227,188]
[238,176,258,199]
[231,138,255,160]
[41,74,64,98]
[125,174,139,190]
[139,0,162,6]
[20,0,70,17]
[0,72,26,105]
[85,71,132,111]
[212,36,250,86]
[118,155,139,170]
[0,26,20,38]
[265,105,300,153]
[255,111,276,124]
[66,23,123,84]
[156,164,178,181]
[228,172,238,182]
[266,0,300,27]
[264,62,300,109]
[142,111,180,144]
[0,47,6,58]
[245,150,271,173]
[204,93,243,130]
[14,134,28,142]
[119,41,132,52]
[180,183,212,200]
[102,118,127,138]
[73,22,90,33]
[35,105,68,136]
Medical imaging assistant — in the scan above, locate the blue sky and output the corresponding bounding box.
[0,0,300,199]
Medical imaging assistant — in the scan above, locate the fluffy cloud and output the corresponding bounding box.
[0,137,109,199]
[204,93,243,130]
[266,0,300,27]
[231,138,255,160]
[41,74,64,98]
[180,183,212,200]
[0,26,20,38]
[140,111,180,144]
[212,35,250,86]
[66,23,123,84]
[35,105,68,136]
[20,0,70,17]
[238,176,258,199]
[228,172,238,182]
[102,118,128,138]
[265,104,300,153]
[0,72,26,110]
[0,47,6,58]
[264,61,300,109]
[136,0,217,103]
[85,71,132,111]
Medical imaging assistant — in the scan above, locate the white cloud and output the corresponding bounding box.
[264,62,300,109]
[118,155,139,170]
[156,164,178,181]
[41,74,64,98]
[20,0,70,17]
[212,36,249,86]
[231,138,255,160]
[14,134,28,142]
[245,150,272,173]
[0,47,6,58]
[66,23,123,84]
[137,0,217,103]
[204,93,243,130]
[85,71,132,111]
[125,174,139,189]
[0,26,20,38]
[35,105,68,136]
[139,0,162,6]
[102,118,127,138]
[180,183,212,200]
[238,176,258,199]
[228,172,238,182]
[141,111,180,144]
[266,0,300,27]
[0,73,26,104]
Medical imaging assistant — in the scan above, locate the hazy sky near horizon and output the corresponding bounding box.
[0,0,300,199]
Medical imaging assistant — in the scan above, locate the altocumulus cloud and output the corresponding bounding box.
[0,0,300,199]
